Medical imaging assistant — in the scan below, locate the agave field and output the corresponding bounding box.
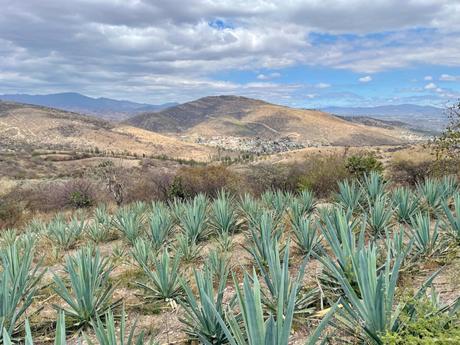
[1,172,460,344]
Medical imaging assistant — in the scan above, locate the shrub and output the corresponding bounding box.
[58,179,97,208]
[0,196,24,230]
[390,158,435,186]
[297,154,351,198]
[345,154,383,178]
[175,165,240,198]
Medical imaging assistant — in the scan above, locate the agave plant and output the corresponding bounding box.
[210,271,298,345]
[410,212,445,257]
[86,221,111,244]
[85,307,155,345]
[261,190,292,220]
[113,206,145,244]
[0,241,44,339]
[318,207,365,296]
[180,267,232,344]
[94,204,112,227]
[316,244,444,344]
[131,237,156,268]
[362,171,387,206]
[392,187,420,224]
[204,250,230,284]
[53,247,120,329]
[238,193,264,229]
[174,234,202,263]
[246,212,282,267]
[417,178,444,213]
[336,179,363,214]
[46,215,85,249]
[289,191,316,227]
[441,192,460,241]
[439,175,458,199]
[210,190,241,235]
[2,311,67,345]
[177,194,208,244]
[136,248,183,303]
[290,215,321,256]
[147,206,174,251]
[366,195,393,238]
[255,240,317,318]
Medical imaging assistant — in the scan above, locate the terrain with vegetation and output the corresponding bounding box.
[127,95,422,147]
[0,97,459,345]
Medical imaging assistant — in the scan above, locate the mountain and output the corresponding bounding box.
[127,95,420,146]
[0,93,177,121]
[0,101,214,161]
[322,104,446,133]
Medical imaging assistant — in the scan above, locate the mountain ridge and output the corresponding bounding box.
[0,92,177,121]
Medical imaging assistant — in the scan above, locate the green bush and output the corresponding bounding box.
[382,295,460,344]
[345,154,383,178]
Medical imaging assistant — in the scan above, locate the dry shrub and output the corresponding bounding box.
[244,163,300,195]
[0,195,24,229]
[23,179,107,211]
[123,170,175,203]
[175,165,240,198]
[297,154,351,198]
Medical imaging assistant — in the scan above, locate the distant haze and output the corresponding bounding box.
[322,104,447,133]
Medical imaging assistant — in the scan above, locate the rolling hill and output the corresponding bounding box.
[127,95,421,146]
[0,101,214,161]
[0,93,177,121]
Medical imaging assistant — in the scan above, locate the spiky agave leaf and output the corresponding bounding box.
[361,172,387,206]
[112,206,145,245]
[208,270,298,345]
[289,215,321,256]
[238,193,264,229]
[366,195,393,238]
[441,192,460,241]
[255,240,317,318]
[391,187,420,224]
[410,212,446,257]
[2,311,67,345]
[180,267,232,344]
[85,306,156,345]
[46,215,85,250]
[52,247,121,329]
[147,205,174,251]
[417,178,444,214]
[136,248,183,303]
[174,234,202,263]
[245,211,282,268]
[336,179,363,214]
[317,242,445,344]
[130,237,156,268]
[0,241,44,339]
[177,194,209,244]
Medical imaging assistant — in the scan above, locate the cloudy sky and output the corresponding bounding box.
[1,0,460,107]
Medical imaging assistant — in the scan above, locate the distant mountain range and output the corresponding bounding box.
[0,92,177,121]
[126,95,415,146]
[322,104,447,133]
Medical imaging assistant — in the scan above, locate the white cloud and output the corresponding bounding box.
[306,93,317,99]
[424,75,433,80]
[424,82,437,89]
[440,73,460,81]
[0,1,459,102]
[359,75,372,83]
[315,82,331,88]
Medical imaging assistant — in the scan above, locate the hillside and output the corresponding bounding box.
[0,93,177,121]
[0,101,214,161]
[127,95,422,146]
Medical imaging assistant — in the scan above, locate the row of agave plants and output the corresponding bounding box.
[1,172,460,344]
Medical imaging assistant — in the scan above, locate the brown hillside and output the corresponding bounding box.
[0,101,215,161]
[127,95,417,146]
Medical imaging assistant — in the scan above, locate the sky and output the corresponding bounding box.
[0,0,460,107]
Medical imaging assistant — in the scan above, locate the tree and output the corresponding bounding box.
[432,100,460,162]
